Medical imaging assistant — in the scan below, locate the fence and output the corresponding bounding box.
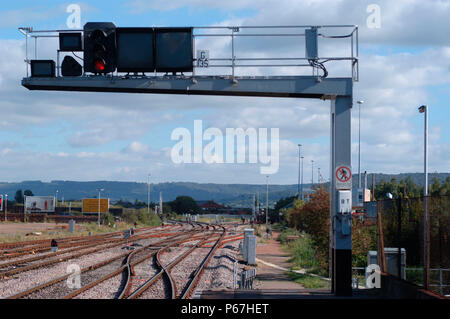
[239,269,257,289]
[1,205,123,220]
[376,195,449,296]
[0,213,98,223]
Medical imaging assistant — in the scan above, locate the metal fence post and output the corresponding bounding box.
[377,200,386,273]
[233,261,237,289]
[397,198,402,279]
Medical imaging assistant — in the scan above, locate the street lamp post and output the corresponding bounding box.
[419,105,429,290]
[298,144,302,197]
[147,173,151,215]
[4,194,7,222]
[311,160,314,186]
[55,190,59,208]
[301,156,304,200]
[97,188,104,227]
[357,100,364,188]
[266,175,269,225]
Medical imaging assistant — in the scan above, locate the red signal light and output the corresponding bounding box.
[94,59,105,72]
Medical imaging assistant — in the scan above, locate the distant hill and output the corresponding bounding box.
[0,172,447,208]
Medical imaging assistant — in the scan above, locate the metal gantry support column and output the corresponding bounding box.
[330,95,353,296]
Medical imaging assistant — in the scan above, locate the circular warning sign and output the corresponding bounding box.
[335,165,352,183]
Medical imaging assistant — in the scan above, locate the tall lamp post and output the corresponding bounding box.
[311,160,314,186]
[300,156,304,200]
[4,194,7,222]
[266,175,269,225]
[97,188,104,227]
[419,105,429,290]
[147,173,151,215]
[297,144,302,197]
[357,100,364,188]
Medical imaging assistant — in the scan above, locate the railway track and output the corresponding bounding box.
[66,223,206,299]
[0,228,183,279]
[3,221,237,299]
[0,225,160,252]
[126,224,226,299]
[0,224,173,260]
[5,224,193,298]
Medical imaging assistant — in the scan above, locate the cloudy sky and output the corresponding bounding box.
[0,0,449,186]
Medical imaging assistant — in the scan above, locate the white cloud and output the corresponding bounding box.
[0,1,449,184]
[122,141,149,153]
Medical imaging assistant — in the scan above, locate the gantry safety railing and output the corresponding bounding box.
[19,24,359,81]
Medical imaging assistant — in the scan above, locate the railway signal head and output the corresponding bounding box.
[83,22,117,74]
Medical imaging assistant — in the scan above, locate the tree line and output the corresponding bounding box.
[274,176,450,274]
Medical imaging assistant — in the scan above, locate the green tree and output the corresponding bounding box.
[285,188,330,272]
[274,196,297,212]
[15,189,24,203]
[169,196,200,215]
[24,189,34,196]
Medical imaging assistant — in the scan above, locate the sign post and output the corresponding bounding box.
[335,165,352,190]
[330,98,353,296]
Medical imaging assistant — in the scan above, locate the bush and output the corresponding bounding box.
[101,213,115,226]
[286,233,324,275]
[277,227,300,244]
[285,188,330,274]
[123,208,161,226]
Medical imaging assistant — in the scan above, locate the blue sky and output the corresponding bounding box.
[0,0,449,184]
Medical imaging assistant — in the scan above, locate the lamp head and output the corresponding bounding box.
[418,105,426,113]
[357,100,364,104]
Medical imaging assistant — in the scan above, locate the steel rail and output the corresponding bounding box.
[0,228,164,268]
[0,224,161,251]
[0,229,120,251]
[0,230,181,278]
[0,224,176,261]
[116,232,207,299]
[126,231,214,299]
[69,231,200,299]
[162,233,216,298]
[219,236,244,248]
[0,235,125,260]
[7,227,188,299]
[7,227,200,299]
[7,251,130,299]
[181,225,226,299]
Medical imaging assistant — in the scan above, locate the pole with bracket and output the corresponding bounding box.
[329,95,353,296]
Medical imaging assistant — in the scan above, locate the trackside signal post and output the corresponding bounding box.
[19,24,358,296]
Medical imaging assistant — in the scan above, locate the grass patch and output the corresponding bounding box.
[278,228,328,277]
[0,220,147,243]
[122,208,161,226]
[287,271,330,289]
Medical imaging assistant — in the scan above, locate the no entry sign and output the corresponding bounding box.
[335,165,352,190]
